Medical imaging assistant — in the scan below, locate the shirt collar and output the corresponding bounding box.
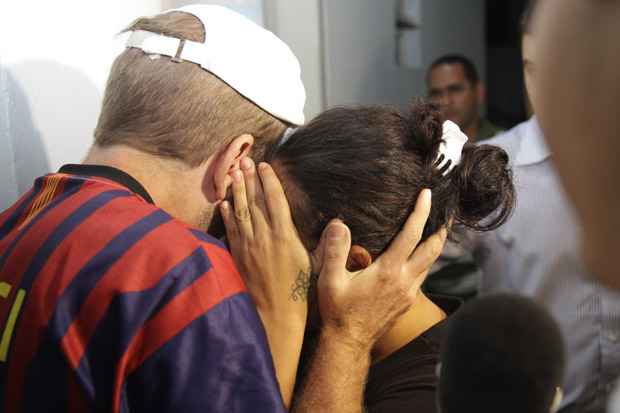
[58,164,154,204]
[514,117,551,166]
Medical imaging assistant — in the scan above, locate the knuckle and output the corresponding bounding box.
[266,194,279,207]
[429,240,443,258]
[409,227,423,244]
[397,281,410,298]
[272,230,290,243]
[326,245,343,261]
[255,233,270,246]
[234,207,250,222]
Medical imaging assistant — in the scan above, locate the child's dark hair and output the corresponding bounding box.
[267,101,515,257]
[439,293,565,413]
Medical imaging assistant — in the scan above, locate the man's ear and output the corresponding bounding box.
[212,134,254,201]
[346,245,373,271]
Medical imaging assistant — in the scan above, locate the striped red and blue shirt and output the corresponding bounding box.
[0,164,285,412]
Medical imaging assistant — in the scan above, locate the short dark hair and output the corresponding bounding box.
[521,0,539,35]
[428,54,480,86]
[267,101,515,257]
[439,293,565,413]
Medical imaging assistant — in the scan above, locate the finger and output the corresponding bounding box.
[231,169,254,239]
[257,162,294,232]
[220,200,238,244]
[407,270,430,303]
[405,225,447,280]
[380,189,432,264]
[319,220,351,287]
[311,219,333,274]
[240,157,269,230]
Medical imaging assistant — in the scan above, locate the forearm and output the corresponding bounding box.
[258,310,306,409]
[293,328,371,413]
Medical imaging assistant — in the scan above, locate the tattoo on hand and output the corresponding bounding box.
[290,268,318,302]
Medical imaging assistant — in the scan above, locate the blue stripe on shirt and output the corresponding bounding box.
[47,209,172,343]
[73,247,212,409]
[125,293,285,413]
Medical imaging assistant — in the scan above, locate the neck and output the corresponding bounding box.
[83,144,213,228]
[463,117,482,142]
[371,293,446,363]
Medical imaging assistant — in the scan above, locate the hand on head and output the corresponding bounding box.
[315,189,447,350]
[221,157,311,323]
[220,157,311,407]
[222,160,447,351]
[221,155,447,410]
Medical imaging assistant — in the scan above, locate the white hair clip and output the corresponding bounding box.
[434,120,469,176]
[277,127,297,146]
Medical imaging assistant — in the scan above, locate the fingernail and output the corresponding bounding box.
[422,188,432,201]
[258,162,269,172]
[220,200,229,211]
[240,157,253,171]
[328,223,347,239]
[232,170,243,182]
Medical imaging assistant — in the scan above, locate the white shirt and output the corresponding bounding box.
[476,117,620,413]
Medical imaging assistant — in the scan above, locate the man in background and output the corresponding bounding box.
[424,54,504,299]
[427,54,503,142]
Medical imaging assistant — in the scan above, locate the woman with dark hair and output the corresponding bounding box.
[224,101,515,412]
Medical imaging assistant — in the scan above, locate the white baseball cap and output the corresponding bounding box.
[125,4,306,125]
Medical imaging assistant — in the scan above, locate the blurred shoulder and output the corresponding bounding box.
[481,117,537,167]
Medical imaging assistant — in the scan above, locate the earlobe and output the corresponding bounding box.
[212,134,254,200]
[347,245,373,271]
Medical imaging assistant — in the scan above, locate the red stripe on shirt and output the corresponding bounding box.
[0,179,105,341]
[3,188,153,412]
[60,218,203,371]
[111,246,245,413]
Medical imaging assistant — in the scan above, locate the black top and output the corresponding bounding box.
[59,164,154,204]
[364,296,461,413]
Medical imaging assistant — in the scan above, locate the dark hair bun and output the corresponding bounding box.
[405,101,515,236]
[405,101,443,157]
[452,144,515,231]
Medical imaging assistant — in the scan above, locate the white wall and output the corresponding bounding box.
[321,0,485,107]
[264,0,324,121]
[0,0,164,209]
[0,58,18,207]
[0,0,320,209]
[0,0,484,209]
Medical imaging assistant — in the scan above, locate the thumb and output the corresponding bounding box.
[319,220,351,283]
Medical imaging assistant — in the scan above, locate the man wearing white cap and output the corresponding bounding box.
[0,5,443,413]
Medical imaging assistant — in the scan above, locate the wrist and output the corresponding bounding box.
[319,324,373,356]
[257,306,307,332]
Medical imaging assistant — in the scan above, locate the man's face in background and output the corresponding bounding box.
[428,63,482,132]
